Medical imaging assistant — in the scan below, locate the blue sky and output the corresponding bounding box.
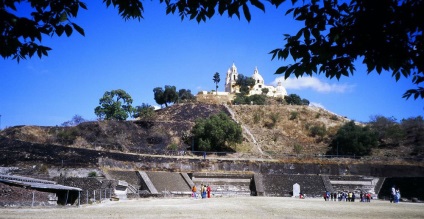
[1,1,422,128]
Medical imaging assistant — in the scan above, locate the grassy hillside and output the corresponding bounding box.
[228,104,349,156]
[0,102,419,160]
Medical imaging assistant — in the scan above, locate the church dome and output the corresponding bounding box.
[252,67,264,84]
[275,81,287,96]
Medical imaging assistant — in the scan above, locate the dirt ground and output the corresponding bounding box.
[1,197,423,219]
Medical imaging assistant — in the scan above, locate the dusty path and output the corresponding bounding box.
[1,197,423,219]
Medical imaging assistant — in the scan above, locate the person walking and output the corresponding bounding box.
[390,186,396,203]
[394,188,401,203]
[203,185,207,199]
[200,184,205,199]
[192,185,197,199]
[207,185,211,198]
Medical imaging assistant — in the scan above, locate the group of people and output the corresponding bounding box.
[323,191,372,202]
[191,184,211,199]
[390,186,401,203]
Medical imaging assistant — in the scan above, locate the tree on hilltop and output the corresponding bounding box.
[236,74,255,96]
[178,88,195,102]
[153,85,178,107]
[94,89,133,121]
[213,72,220,95]
[285,94,309,105]
[133,103,155,120]
[3,0,422,99]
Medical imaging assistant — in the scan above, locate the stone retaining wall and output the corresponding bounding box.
[261,174,325,197]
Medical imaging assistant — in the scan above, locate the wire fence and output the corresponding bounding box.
[160,150,424,163]
[1,189,117,207]
[77,188,114,205]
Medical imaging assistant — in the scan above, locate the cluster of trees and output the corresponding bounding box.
[328,121,378,156]
[3,0,422,99]
[234,94,267,105]
[284,94,310,105]
[369,115,424,155]
[153,86,195,108]
[94,87,194,121]
[328,115,424,156]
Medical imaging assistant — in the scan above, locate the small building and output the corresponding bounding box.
[0,174,82,206]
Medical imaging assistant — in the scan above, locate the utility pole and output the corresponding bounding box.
[0,114,2,130]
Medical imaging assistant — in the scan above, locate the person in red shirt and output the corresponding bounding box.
[207,185,211,198]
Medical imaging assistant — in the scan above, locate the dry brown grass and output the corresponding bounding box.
[1,197,423,219]
[229,105,349,156]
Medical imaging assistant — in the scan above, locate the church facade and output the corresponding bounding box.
[225,63,287,97]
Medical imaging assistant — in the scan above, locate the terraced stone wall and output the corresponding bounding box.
[261,174,325,197]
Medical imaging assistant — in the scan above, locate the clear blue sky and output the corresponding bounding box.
[1,1,423,128]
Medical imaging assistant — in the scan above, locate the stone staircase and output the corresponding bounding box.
[191,172,253,197]
[321,175,335,193]
[143,171,191,195]
[103,170,385,199]
[328,175,382,196]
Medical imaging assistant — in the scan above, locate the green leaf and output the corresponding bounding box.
[376,65,382,74]
[242,3,251,22]
[218,1,227,15]
[59,12,68,22]
[250,0,265,12]
[275,66,288,74]
[104,0,111,8]
[79,2,88,10]
[303,28,310,41]
[65,24,73,37]
[72,23,85,36]
[190,11,198,20]
[285,8,294,15]
[206,6,215,18]
[269,49,279,60]
[55,25,65,36]
[37,48,42,58]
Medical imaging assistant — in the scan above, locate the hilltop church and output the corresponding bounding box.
[197,63,287,103]
[224,63,287,97]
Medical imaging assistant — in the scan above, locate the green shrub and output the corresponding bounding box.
[328,121,378,156]
[253,112,262,124]
[265,112,280,129]
[330,115,339,121]
[293,144,303,155]
[167,142,178,151]
[88,171,97,177]
[289,111,298,120]
[191,112,242,151]
[309,125,327,138]
[57,128,80,144]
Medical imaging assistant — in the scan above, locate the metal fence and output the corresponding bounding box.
[77,188,114,205]
[9,189,117,207]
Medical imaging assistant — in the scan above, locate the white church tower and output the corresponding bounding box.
[225,63,239,93]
